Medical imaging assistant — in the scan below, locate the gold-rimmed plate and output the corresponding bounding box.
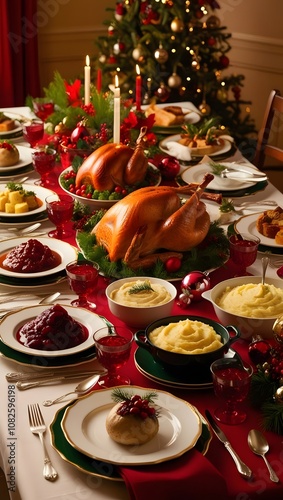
[61,386,202,466]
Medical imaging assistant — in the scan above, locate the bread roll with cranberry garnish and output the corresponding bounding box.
[0,141,20,167]
[106,392,159,445]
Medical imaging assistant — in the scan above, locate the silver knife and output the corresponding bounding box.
[220,170,267,183]
[205,409,252,479]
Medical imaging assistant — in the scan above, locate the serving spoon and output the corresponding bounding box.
[261,256,269,285]
[42,373,101,406]
[248,429,279,483]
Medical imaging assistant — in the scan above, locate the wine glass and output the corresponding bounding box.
[32,147,56,186]
[93,326,133,388]
[45,194,74,239]
[210,357,253,425]
[229,233,260,275]
[66,259,99,310]
[22,120,44,148]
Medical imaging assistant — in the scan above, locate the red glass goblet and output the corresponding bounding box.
[22,120,44,148]
[210,358,253,425]
[32,99,54,121]
[229,233,260,275]
[66,259,99,311]
[32,147,56,186]
[93,326,133,388]
[45,194,74,239]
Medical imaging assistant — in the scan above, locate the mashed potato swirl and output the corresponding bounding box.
[216,283,283,318]
[110,279,172,308]
[149,319,222,354]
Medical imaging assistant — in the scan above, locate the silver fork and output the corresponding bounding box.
[27,403,58,481]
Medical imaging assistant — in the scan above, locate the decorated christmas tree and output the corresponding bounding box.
[94,0,256,146]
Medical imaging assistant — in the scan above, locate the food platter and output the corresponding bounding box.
[59,163,161,210]
[234,213,283,251]
[141,102,201,134]
[0,120,23,139]
[0,304,105,357]
[159,134,233,161]
[0,184,54,219]
[0,145,33,173]
[181,162,261,192]
[61,387,202,466]
[50,402,211,481]
[0,237,77,278]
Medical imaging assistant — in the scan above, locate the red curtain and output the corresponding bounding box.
[0,0,40,107]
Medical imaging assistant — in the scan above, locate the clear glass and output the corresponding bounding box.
[93,326,133,388]
[210,358,253,424]
[22,120,44,148]
[66,259,99,311]
[32,147,56,186]
[229,233,260,275]
[45,194,74,239]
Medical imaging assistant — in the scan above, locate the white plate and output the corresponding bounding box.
[181,162,259,191]
[0,120,22,138]
[0,145,33,172]
[141,102,201,126]
[62,386,202,465]
[234,213,283,249]
[0,304,105,357]
[0,183,54,218]
[0,237,77,278]
[159,134,232,160]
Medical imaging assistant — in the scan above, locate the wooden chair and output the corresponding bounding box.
[254,89,283,171]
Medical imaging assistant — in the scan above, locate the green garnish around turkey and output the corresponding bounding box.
[128,280,154,295]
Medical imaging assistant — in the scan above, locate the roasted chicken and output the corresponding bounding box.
[93,173,216,269]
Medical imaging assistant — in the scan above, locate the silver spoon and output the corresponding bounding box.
[7,223,42,234]
[0,292,60,319]
[261,256,269,285]
[42,373,101,406]
[248,429,279,483]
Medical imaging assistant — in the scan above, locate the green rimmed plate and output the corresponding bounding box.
[49,401,211,480]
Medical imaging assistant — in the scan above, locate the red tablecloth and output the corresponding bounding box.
[46,167,283,500]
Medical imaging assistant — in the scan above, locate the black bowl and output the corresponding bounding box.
[134,315,240,377]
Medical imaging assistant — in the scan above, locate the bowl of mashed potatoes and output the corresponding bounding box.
[106,277,177,328]
[134,314,240,375]
[202,276,283,340]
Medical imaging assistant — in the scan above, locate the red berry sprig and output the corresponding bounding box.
[0,140,14,151]
[112,389,158,420]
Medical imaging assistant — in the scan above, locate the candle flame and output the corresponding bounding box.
[86,55,90,66]
[115,74,119,88]
[136,64,140,76]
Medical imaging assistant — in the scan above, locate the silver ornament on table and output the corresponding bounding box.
[272,315,283,344]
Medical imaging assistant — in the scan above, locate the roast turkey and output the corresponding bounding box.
[93,173,216,269]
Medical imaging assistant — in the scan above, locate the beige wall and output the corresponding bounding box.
[37,0,283,131]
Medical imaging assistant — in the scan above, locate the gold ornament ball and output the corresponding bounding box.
[206,15,221,29]
[274,386,283,403]
[199,102,211,116]
[132,46,143,61]
[168,73,182,88]
[273,316,283,344]
[154,47,168,64]
[171,17,184,32]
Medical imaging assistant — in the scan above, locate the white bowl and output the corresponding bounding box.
[106,276,177,328]
[202,275,283,340]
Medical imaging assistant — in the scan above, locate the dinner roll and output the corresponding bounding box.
[106,402,159,445]
[0,141,20,167]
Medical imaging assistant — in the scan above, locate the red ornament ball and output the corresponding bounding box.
[158,156,180,180]
[178,271,210,307]
[165,256,182,273]
[248,339,271,365]
[219,55,230,69]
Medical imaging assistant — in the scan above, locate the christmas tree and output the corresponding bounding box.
[94,0,256,147]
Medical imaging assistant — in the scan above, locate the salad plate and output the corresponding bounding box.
[0,183,54,218]
[50,402,211,480]
[0,304,106,357]
[159,134,233,160]
[61,386,202,466]
[0,237,77,278]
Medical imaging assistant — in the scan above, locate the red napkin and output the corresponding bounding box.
[118,448,227,500]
